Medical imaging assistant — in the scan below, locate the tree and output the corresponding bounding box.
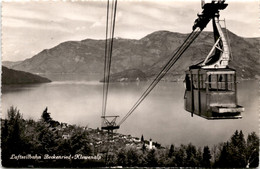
[156,149,168,166]
[216,142,230,167]
[142,143,146,153]
[175,144,187,166]
[117,149,127,166]
[1,119,10,167]
[168,144,174,158]
[70,127,92,155]
[126,148,139,166]
[2,106,26,167]
[141,134,144,142]
[38,126,58,154]
[6,106,24,153]
[146,149,158,167]
[215,130,248,168]
[185,143,200,167]
[229,130,247,167]
[202,146,211,167]
[2,119,9,142]
[7,106,21,122]
[211,144,219,165]
[41,107,52,123]
[246,132,259,168]
[197,147,203,166]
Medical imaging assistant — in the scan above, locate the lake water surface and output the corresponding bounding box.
[1,79,258,147]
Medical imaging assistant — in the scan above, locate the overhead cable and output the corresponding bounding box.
[118,28,201,126]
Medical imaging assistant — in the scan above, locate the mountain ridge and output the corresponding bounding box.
[2,66,51,85]
[4,30,260,80]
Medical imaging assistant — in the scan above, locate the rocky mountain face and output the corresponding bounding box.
[4,30,260,80]
[2,66,51,85]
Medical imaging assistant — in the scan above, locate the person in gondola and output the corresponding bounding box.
[184,74,191,91]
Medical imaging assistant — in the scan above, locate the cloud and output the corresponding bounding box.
[3,17,74,34]
[91,21,103,28]
[91,15,106,28]
[14,50,20,54]
[2,0,259,61]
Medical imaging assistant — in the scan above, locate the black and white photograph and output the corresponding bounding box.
[1,0,259,168]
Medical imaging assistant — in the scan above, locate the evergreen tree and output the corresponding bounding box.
[216,130,248,168]
[2,120,9,142]
[168,144,174,158]
[217,142,230,167]
[38,126,57,154]
[1,119,9,167]
[230,130,247,167]
[2,106,25,167]
[175,144,187,166]
[142,143,146,153]
[186,143,200,167]
[126,148,139,166]
[117,149,127,166]
[246,132,259,168]
[202,146,211,167]
[41,107,52,123]
[7,106,24,154]
[70,127,92,155]
[146,149,158,167]
[238,131,247,152]
[141,134,144,142]
[196,147,203,167]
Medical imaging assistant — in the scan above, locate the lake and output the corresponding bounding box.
[1,78,258,147]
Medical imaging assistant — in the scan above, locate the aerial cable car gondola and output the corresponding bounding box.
[184,0,244,119]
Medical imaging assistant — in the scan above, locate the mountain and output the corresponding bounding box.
[6,30,260,80]
[2,61,22,67]
[2,66,51,85]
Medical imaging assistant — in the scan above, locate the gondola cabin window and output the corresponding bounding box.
[185,74,192,91]
[199,74,206,89]
[193,74,198,89]
[207,73,235,92]
[189,73,207,90]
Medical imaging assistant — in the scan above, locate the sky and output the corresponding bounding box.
[2,0,259,61]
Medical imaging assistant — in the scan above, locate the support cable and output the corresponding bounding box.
[104,0,117,116]
[101,0,118,127]
[102,0,110,120]
[118,28,201,126]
